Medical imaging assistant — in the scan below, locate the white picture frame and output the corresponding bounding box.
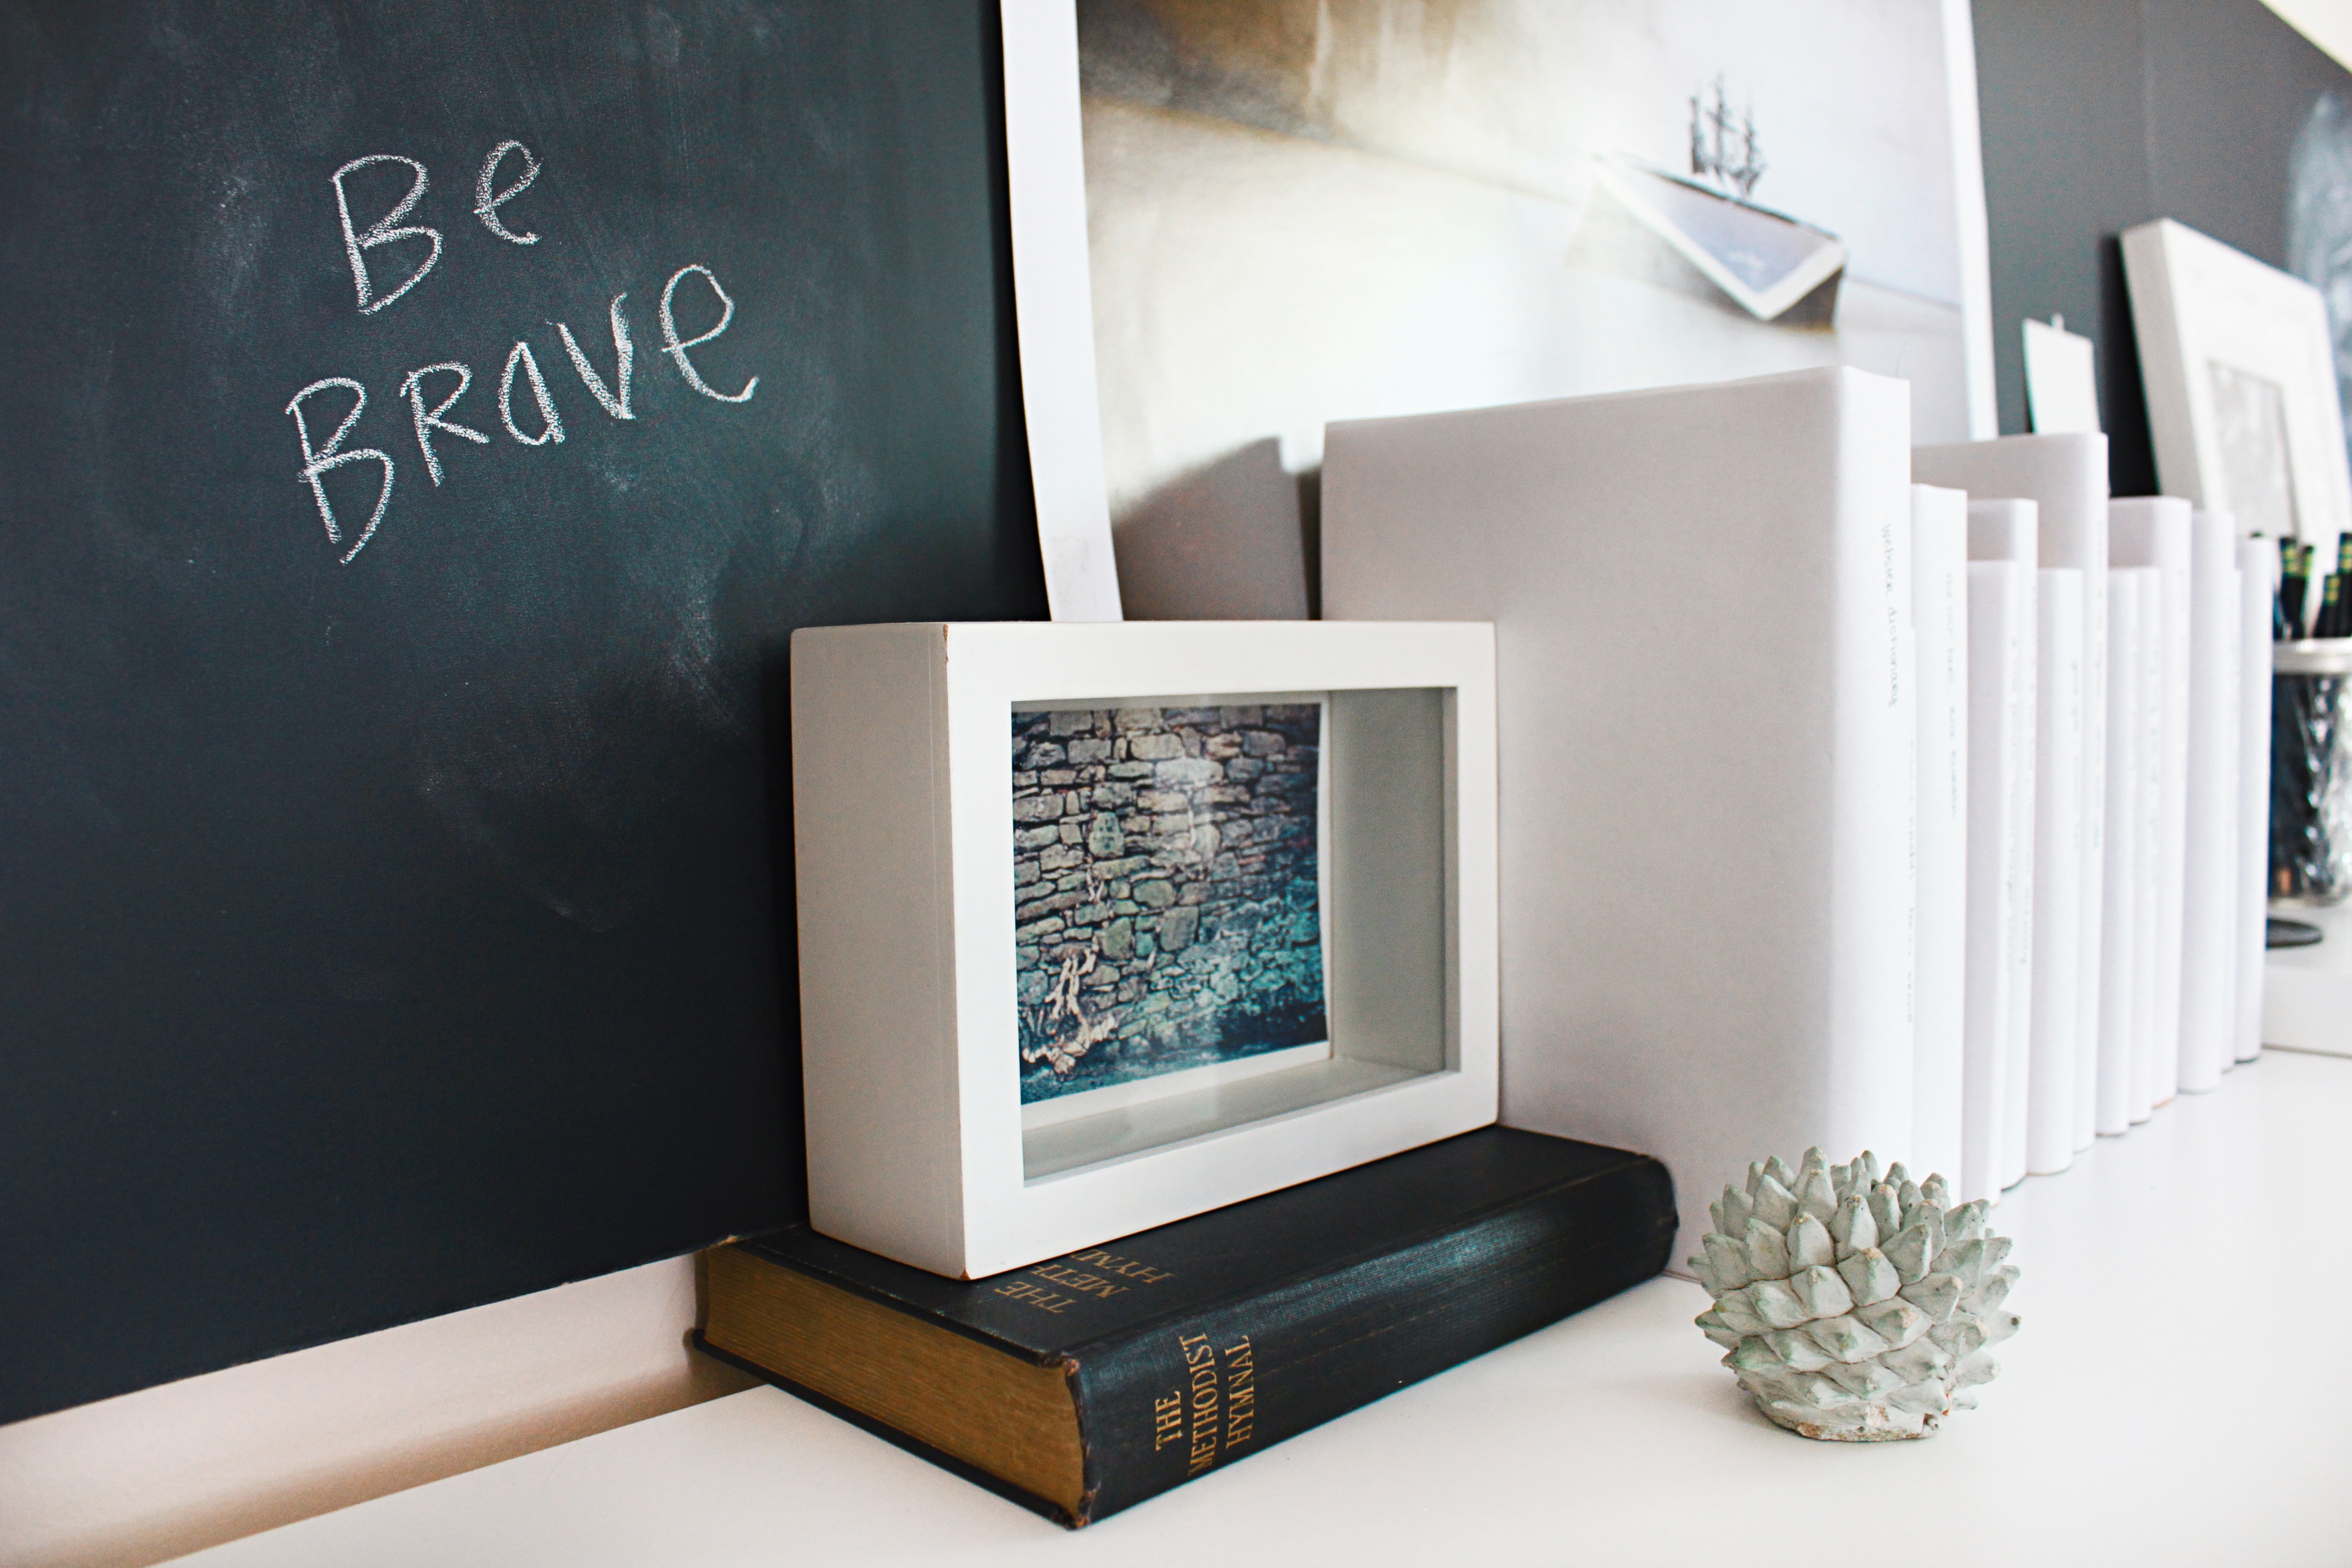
[2123,217,2352,548]
[790,620,1498,1278]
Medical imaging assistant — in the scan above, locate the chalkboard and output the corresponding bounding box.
[0,0,1046,1423]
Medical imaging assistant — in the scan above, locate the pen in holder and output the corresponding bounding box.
[2272,637,2352,904]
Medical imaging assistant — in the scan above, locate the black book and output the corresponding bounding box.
[695,1127,1674,1526]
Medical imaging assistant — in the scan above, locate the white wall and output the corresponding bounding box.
[2267,0,2352,69]
[0,1256,752,1568]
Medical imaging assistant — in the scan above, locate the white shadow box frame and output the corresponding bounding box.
[790,620,1497,1278]
[2123,217,2352,549]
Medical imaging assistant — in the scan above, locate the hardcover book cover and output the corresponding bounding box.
[698,1127,1674,1525]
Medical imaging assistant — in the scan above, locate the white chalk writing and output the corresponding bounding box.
[287,377,395,564]
[660,264,757,403]
[474,140,541,246]
[556,294,635,420]
[498,341,564,446]
[397,362,489,485]
[289,142,760,564]
[332,155,441,314]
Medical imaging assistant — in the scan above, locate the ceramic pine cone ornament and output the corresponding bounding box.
[1691,1149,2020,1441]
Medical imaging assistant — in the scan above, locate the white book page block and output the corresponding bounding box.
[2111,498,2194,1106]
[1911,486,1970,1183]
[2180,512,2243,1093]
[2096,570,2152,1135]
[1967,499,2038,1192]
[2236,539,2274,1063]
[2027,569,2085,1176]
[2128,568,2166,1123]
[1963,560,2029,1204]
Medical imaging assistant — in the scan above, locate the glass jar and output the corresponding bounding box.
[2273,639,2352,904]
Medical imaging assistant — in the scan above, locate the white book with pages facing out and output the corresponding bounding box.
[1963,556,2031,1204]
[2180,511,2243,1093]
[2126,568,2165,1123]
[2236,539,2273,1065]
[1911,485,1969,1186]
[1916,435,2110,1161]
[2028,568,2085,1175]
[2111,498,2193,1106]
[1968,500,2038,1193]
[2097,569,2155,1134]
[1320,367,1917,1254]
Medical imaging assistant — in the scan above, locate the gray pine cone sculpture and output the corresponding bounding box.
[1691,1148,2020,1441]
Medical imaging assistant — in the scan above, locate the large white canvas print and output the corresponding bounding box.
[1057,0,1993,582]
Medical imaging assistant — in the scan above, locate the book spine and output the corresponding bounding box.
[2027,568,2084,1176]
[1962,562,2026,1204]
[2154,512,2193,1105]
[2129,569,2165,1124]
[1964,497,2039,1194]
[1911,487,1969,1184]
[2236,540,2274,1063]
[2058,512,2110,1161]
[1062,1157,1674,1523]
[2095,571,2146,1135]
[2002,574,2039,1191]
[2179,513,2243,1093]
[1825,382,1918,1167]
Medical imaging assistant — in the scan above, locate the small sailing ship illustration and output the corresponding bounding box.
[1690,76,1767,201]
[1581,77,1847,326]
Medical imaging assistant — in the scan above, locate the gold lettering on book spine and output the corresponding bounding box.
[1025,1263,1127,1298]
[1169,1331,1262,1473]
[1222,1335,1256,1450]
[991,1280,1076,1313]
[1179,1332,1220,1473]
[1152,1389,1184,1450]
[1071,1248,1174,1284]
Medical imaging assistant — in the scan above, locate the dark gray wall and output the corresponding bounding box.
[0,0,1045,1425]
[1976,0,2352,494]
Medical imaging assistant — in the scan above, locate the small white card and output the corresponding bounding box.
[2024,316,2102,434]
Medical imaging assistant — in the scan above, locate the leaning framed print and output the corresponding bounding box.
[2123,217,2352,549]
[995,0,1997,623]
[790,620,1498,1277]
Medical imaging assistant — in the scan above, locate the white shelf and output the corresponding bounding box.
[172,1050,2352,1568]
[2266,903,2352,1055]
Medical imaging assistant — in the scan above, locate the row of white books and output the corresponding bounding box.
[1911,449,2268,1204]
[1319,366,2268,1248]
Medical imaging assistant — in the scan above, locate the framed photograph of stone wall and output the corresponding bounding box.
[790,620,1497,1279]
[1012,694,1332,1126]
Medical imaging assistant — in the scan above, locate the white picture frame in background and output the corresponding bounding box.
[2122,218,2352,549]
[790,620,1498,1278]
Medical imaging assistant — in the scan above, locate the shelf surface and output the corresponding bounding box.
[2266,901,2352,1055]
[172,1049,2352,1568]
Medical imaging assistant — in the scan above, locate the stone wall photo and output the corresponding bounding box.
[1014,701,1328,1106]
